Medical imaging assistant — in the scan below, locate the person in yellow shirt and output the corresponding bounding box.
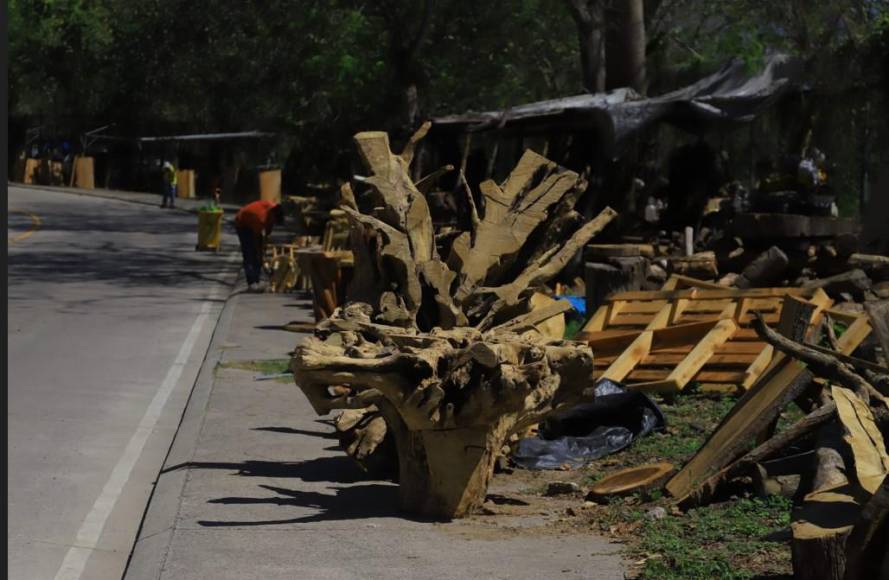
[161,161,178,208]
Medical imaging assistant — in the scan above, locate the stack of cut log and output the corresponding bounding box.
[291,124,617,519]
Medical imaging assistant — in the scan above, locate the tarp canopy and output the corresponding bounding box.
[431,54,805,158]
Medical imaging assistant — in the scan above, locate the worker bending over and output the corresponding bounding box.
[234,200,285,292]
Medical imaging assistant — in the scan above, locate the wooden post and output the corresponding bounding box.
[74,157,95,189]
[259,169,282,203]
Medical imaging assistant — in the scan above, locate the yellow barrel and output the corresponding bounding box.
[196,210,223,251]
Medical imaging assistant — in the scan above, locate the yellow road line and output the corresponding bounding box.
[9,210,42,244]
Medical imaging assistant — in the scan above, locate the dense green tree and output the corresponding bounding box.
[8,0,888,196]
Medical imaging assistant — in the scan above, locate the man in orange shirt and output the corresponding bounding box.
[234,200,285,292]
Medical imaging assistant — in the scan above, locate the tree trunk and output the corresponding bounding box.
[605,0,646,93]
[579,19,606,93]
[791,423,855,580]
[565,0,606,93]
[404,83,420,130]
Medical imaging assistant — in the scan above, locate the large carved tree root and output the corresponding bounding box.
[293,304,594,518]
[292,126,616,520]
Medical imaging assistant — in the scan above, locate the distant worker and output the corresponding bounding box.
[161,161,178,208]
[234,200,285,292]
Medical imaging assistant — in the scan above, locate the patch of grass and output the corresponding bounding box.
[775,403,806,433]
[520,482,551,495]
[564,317,585,340]
[218,358,292,382]
[586,494,792,579]
[635,496,792,579]
[595,395,738,467]
[569,394,792,579]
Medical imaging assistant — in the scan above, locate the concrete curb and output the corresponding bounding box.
[122,277,243,580]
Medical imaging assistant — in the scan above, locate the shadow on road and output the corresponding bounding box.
[197,483,415,526]
[7,197,240,290]
[252,426,339,439]
[166,455,422,526]
[162,455,373,483]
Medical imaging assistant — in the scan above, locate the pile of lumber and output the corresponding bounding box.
[291,124,617,519]
[590,288,888,579]
[578,275,843,395]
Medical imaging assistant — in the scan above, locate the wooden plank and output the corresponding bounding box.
[577,328,643,343]
[650,320,720,350]
[665,313,871,503]
[625,368,669,381]
[668,297,693,325]
[646,303,674,330]
[832,386,889,494]
[626,380,681,393]
[642,353,758,366]
[626,369,747,383]
[716,342,769,353]
[581,304,609,332]
[682,299,735,313]
[588,320,720,368]
[662,274,724,290]
[694,371,747,383]
[733,328,771,340]
[740,345,775,391]
[606,300,629,325]
[679,312,779,325]
[664,318,738,391]
[491,297,571,334]
[660,275,680,290]
[745,297,783,311]
[738,313,781,325]
[609,313,656,327]
[606,351,760,367]
[600,330,652,382]
[614,301,667,314]
[650,346,695,354]
[824,308,862,324]
[610,287,814,302]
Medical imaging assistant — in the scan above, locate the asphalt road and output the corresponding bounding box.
[8,186,240,580]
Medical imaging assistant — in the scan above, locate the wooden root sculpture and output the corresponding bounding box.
[292,124,617,519]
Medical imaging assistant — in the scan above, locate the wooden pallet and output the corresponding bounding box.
[578,275,838,394]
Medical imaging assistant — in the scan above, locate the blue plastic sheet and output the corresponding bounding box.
[556,295,586,316]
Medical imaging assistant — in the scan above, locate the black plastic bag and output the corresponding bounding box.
[511,379,666,470]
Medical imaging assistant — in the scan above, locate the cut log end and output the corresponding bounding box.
[586,462,675,502]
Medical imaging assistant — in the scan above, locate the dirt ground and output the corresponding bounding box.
[446,394,798,580]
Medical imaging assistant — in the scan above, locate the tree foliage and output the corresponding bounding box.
[8,0,889,184]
